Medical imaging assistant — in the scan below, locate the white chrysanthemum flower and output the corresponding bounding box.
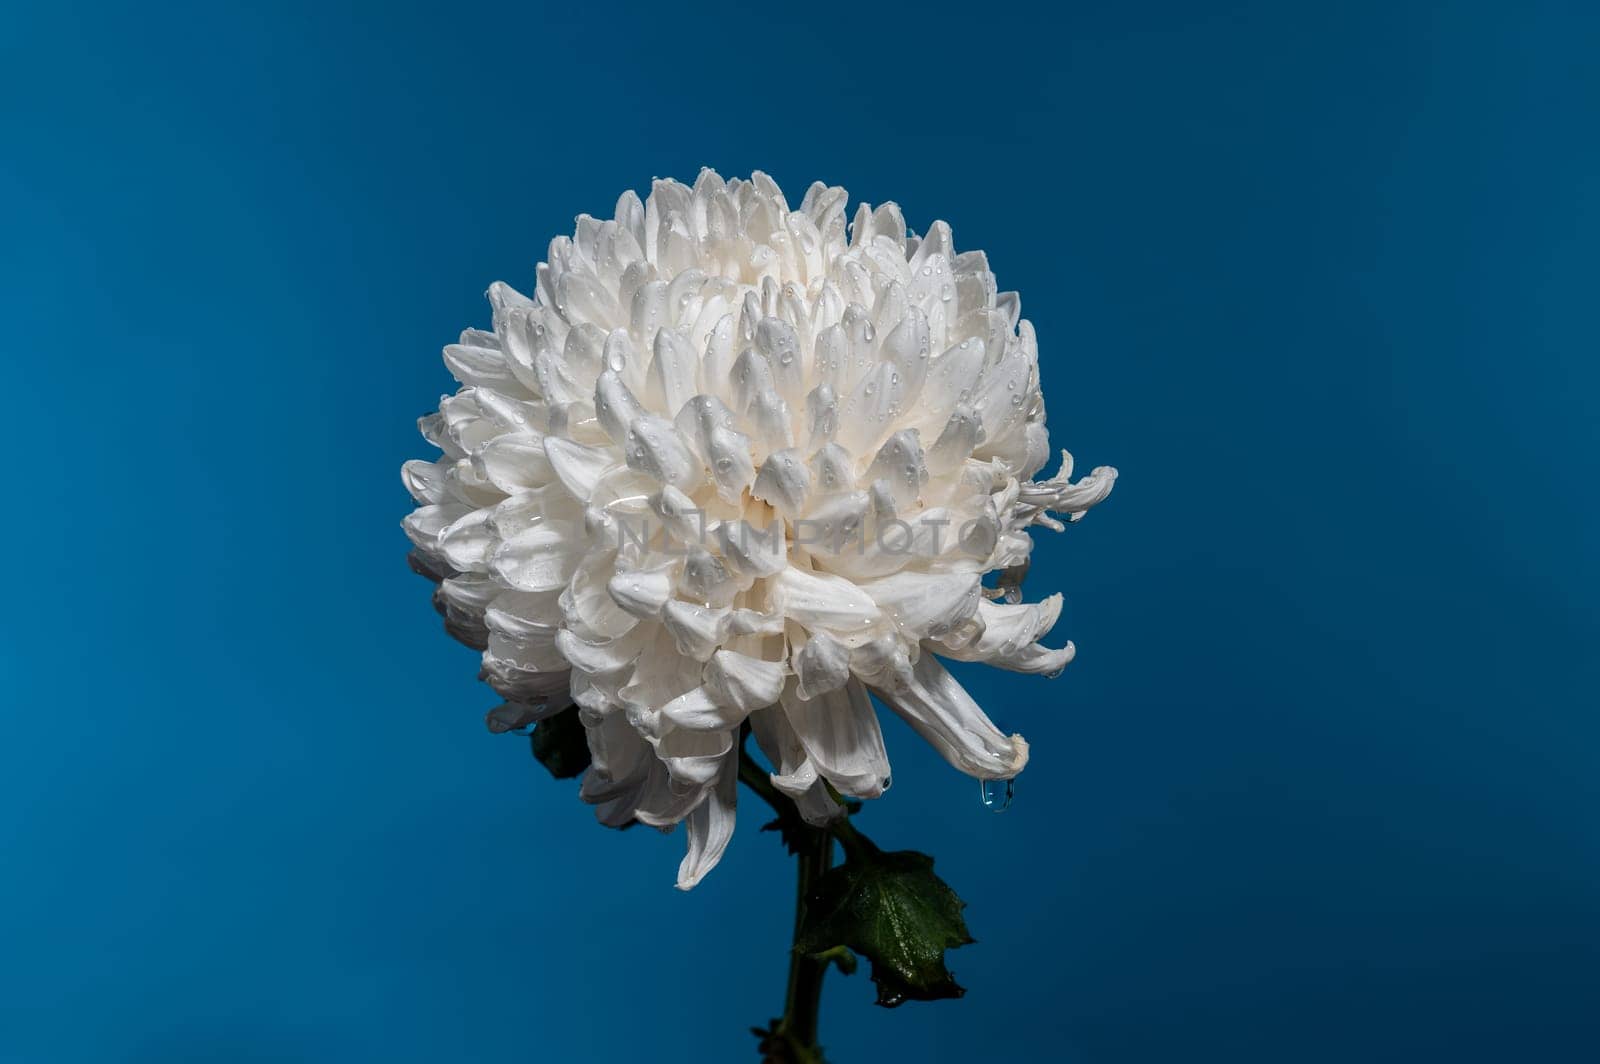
[403,170,1116,888]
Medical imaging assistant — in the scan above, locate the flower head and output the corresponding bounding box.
[403,170,1115,887]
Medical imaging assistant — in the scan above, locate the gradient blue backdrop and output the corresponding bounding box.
[4,2,1596,1061]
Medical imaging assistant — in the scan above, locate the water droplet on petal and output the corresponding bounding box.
[979,777,1014,813]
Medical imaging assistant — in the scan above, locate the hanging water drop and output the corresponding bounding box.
[979,777,1014,813]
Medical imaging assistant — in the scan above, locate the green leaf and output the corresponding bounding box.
[794,848,974,1008]
[529,706,590,779]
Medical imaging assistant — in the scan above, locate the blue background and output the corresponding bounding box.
[4,2,1596,1061]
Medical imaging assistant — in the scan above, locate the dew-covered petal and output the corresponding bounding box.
[474,433,553,493]
[661,600,732,660]
[780,678,890,799]
[676,743,738,889]
[858,570,982,640]
[438,508,496,573]
[402,503,471,554]
[543,437,616,501]
[491,525,580,592]
[606,567,674,619]
[716,519,788,578]
[656,725,735,788]
[752,449,811,518]
[703,649,787,714]
[648,328,699,417]
[871,652,1028,780]
[623,415,702,492]
[771,567,881,634]
[792,630,851,699]
[863,430,928,510]
[401,459,450,504]
[443,343,531,396]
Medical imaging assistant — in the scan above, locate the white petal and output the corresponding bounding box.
[939,596,1060,658]
[474,433,553,493]
[858,570,982,640]
[877,308,930,405]
[442,343,531,396]
[771,567,881,635]
[811,324,847,391]
[792,630,851,699]
[920,334,987,426]
[543,437,615,501]
[557,269,624,330]
[699,313,738,395]
[401,459,450,504]
[482,657,573,702]
[871,652,1028,780]
[681,547,740,608]
[808,443,856,495]
[794,491,868,559]
[751,449,811,518]
[648,328,700,417]
[649,485,710,547]
[728,608,785,637]
[490,525,579,592]
[661,600,732,660]
[485,625,566,672]
[863,430,928,509]
[755,317,804,400]
[716,519,787,578]
[805,384,839,450]
[661,685,746,731]
[632,759,707,827]
[560,556,636,639]
[606,568,674,619]
[1017,456,1119,520]
[624,415,701,491]
[402,503,470,554]
[848,633,913,687]
[674,394,755,503]
[835,362,904,456]
[555,625,645,679]
[593,370,646,446]
[676,743,738,889]
[780,679,890,798]
[746,706,843,826]
[485,588,565,629]
[925,405,982,475]
[656,726,735,787]
[703,650,787,713]
[438,508,496,573]
[442,456,505,508]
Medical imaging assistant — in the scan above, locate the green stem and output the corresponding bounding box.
[828,809,877,861]
[738,747,878,1061]
[781,815,831,1051]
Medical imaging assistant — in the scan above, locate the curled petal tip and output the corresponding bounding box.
[998,734,1030,779]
